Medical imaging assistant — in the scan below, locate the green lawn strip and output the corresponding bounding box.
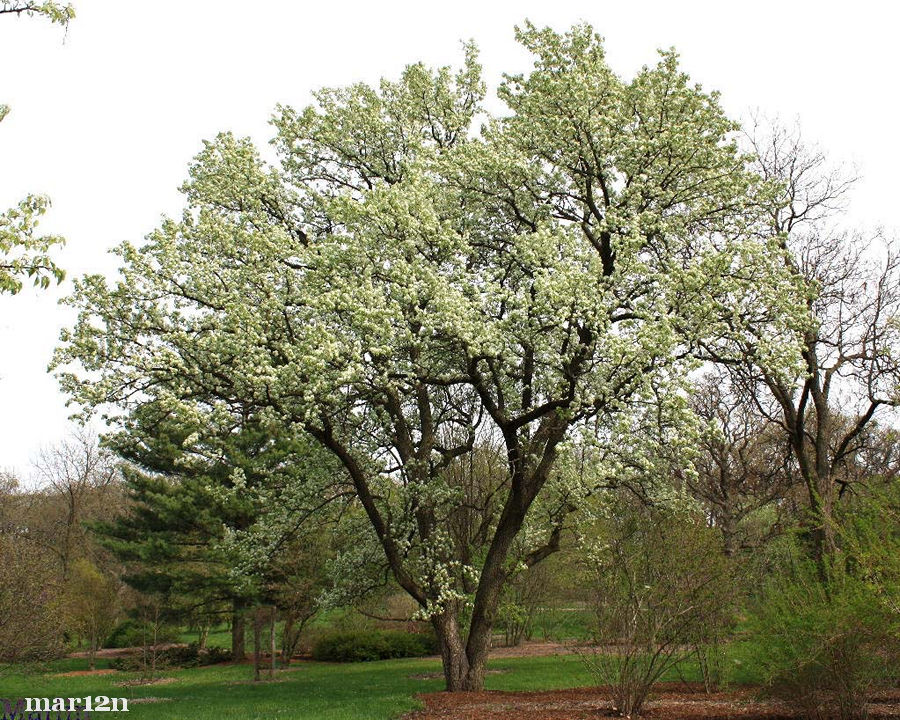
[0,649,760,719]
[1,658,442,719]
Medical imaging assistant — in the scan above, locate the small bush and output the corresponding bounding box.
[111,642,231,671]
[109,654,144,672]
[162,642,232,667]
[104,619,179,649]
[311,629,437,662]
[749,573,892,719]
[576,497,735,716]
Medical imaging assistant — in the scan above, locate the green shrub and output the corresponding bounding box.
[311,629,436,662]
[747,535,899,720]
[104,619,179,649]
[110,642,231,671]
[161,642,231,667]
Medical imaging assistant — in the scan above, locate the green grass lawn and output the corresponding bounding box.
[0,650,754,720]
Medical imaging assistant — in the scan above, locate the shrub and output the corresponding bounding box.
[576,497,735,716]
[311,629,437,662]
[111,642,231,671]
[104,619,179,649]
[162,642,231,667]
[748,528,899,720]
[0,535,64,662]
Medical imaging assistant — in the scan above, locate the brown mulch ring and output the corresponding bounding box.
[53,668,119,677]
[404,684,900,720]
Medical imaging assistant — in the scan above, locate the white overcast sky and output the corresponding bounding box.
[1,0,898,480]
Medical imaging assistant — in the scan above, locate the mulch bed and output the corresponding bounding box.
[404,683,900,720]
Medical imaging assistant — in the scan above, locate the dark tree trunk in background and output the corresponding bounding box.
[253,607,262,682]
[269,606,276,680]
[281,616,295,667]
[231,599,246,662]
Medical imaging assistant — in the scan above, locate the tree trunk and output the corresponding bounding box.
[431,610,469,692]
[198,622,209,651]
[808,477,839,585]
[150,611,159,680]
[462,622,492,692]
[461,497,533,691]
[281,616,294,667]
[429,595,505,692]
[231,599,246,662]
[721,515,738,557]
[269,606,276,680]
[253,607,262,682]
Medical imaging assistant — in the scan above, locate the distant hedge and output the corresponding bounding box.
[312,629,437,662]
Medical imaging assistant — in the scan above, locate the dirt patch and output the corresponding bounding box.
[410,669,508,680]
[116,677,178,688]
[403,683,900,720]
[54,669,118,677]
[128,697,175,704]
[485,642,578,659]
[68,643,186,659]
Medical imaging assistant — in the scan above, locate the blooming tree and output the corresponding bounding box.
[56,23,805,690]
[0,2,73,294]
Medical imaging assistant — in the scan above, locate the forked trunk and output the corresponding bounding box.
[431,606,496,691]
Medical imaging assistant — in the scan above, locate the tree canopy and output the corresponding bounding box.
[55,22,810,690]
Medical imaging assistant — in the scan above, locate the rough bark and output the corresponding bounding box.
[432,610,470,692]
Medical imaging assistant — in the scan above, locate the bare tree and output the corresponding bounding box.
[29,429,120,579]
[703,117,900,572]
[689,373,796,555]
